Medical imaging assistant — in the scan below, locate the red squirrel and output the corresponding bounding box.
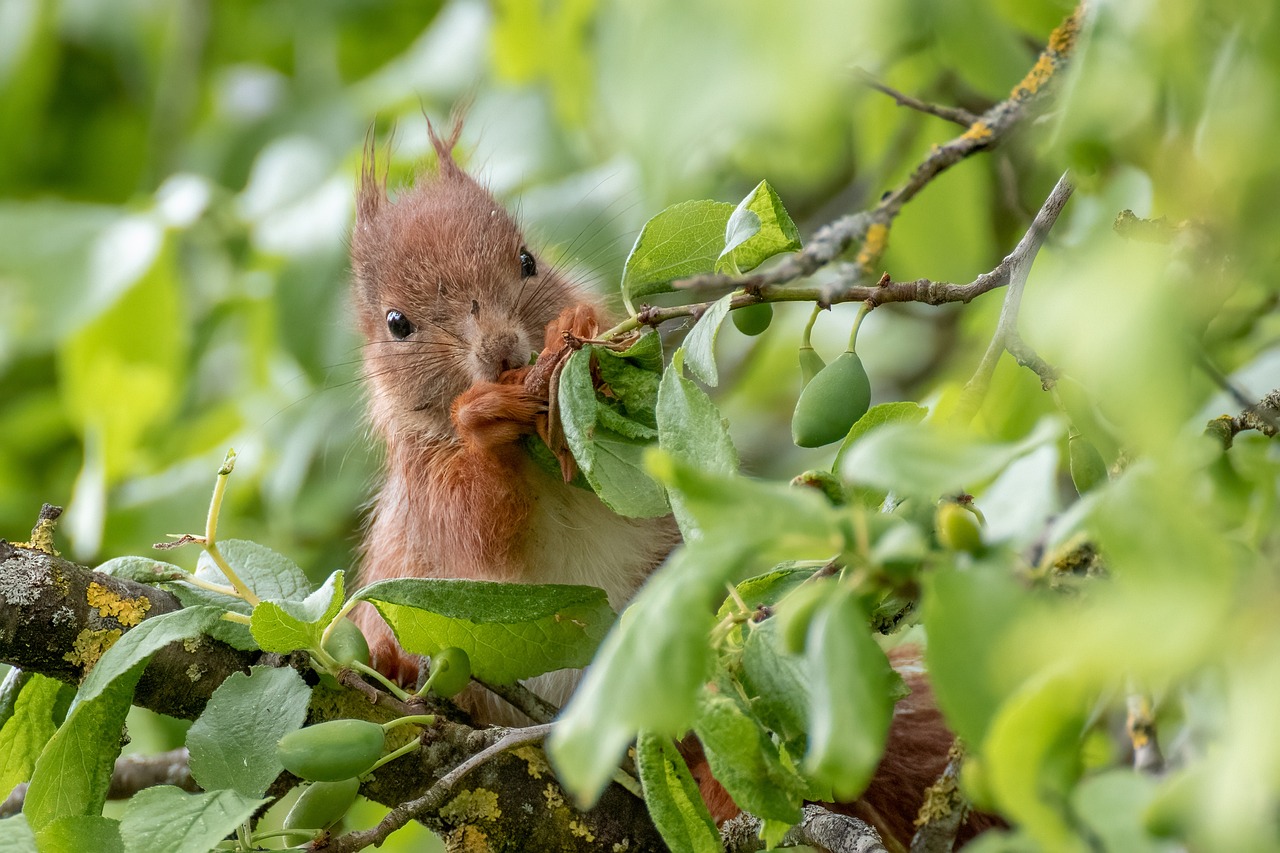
[348,118,678,721]
[349,118,993,849]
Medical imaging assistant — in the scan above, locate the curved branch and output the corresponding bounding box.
[722,804,888,853]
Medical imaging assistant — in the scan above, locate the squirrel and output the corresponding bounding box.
[348,117,678,722]
[348,117,996,849]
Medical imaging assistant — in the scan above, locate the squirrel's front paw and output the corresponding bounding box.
[452,381,544,450]
[542,304,600,352]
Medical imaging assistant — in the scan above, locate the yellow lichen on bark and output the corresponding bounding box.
[86,581,151,626]
[514,744,551,779]
[1011,54,1057,100]
[64,627,122,669]
[441,788,501,824]
[856,222,890,270]
[448,825,492,853]
[962,121,994,143]
[569,820,596,842]
[542,782,566,810]
[1011,5,1082,100]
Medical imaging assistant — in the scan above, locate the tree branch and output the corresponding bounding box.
[0,542,666,852]
[595,4,1087,344]
[953,172,1074,421]
[721,804,888,853]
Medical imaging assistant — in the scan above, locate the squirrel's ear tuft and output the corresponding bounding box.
[426,99,469,178]
[358,123,389,222]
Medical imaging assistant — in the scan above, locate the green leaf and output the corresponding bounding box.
[355,579,615,685]
[0,815,37,852]
[550,538,751,806]
[922,565,1030,746]
[841,417,1062,496]
[831,401,928,474]
[24,671,138,832]
[683,294,733,387]
[984,668,1092,852]
[621,200,735,301]
[609,329,665,373]
[94,557,187,585]
[716,180,803,274]
[636,733,722,853]
[694,679,805,824]
[35,816,123,853]
[199,540,312,603]
[740,617,810,743]
[186,666,312,798]
[0,675,67,800]
[595,335,663,422]
[75,606,227,706]
[803,585,896,800]
[558,348,669,518]
[1072,770,1172,853]
[647,450,842,559]
[249,570,344,654]
[717,565,814,620]
[657,349,739,536]
[118,786,268,853]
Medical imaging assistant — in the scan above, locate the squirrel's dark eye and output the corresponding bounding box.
[386,310,414,340]
[518,247,537,279]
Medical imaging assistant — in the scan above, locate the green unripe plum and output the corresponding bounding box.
[323,618,371,668]
[791,351,871,448]
[732,302,773,336]
[425,647,472,698]
[278,719,385,782]
[798,345,826,388]
[1068,432,1108,495]
[283,777,361,833]
[935,502,983,554]
[790,469,847,506]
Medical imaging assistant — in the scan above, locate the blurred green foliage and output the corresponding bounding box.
[2,0,1280,849]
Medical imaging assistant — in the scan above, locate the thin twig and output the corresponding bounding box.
[855,69,979,127]
[320,724,555,853]
[954,173,1075,422]
[478,678,560,725]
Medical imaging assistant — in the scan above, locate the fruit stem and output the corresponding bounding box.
[802,303,822,348]
[847,301,872,353]
[349,660,414,702]
[383,714,437,732]
[363,737,422,776]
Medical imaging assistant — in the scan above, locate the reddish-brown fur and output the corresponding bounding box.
[349,119,994,844]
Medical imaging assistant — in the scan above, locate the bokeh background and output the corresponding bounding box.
[0,0,1088,575]
[3,0,1279,848]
